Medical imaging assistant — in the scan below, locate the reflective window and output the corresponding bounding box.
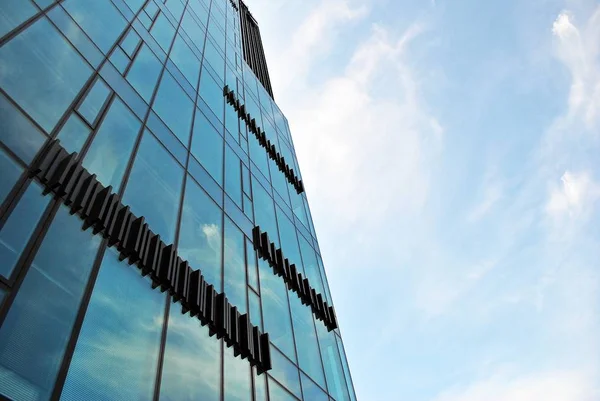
[289,294,325,388]
[78,78,111,126]
[57,114,91,155]
[153,71,194,144]
[248,290,262,330]
[276,208,302,274]
[159,310,220,401]
[199,68,224,121]
[0,0,37,38]
[248,135,269,180]
[252,182,279,248]
[223,346,251,401]
[336,336,357,401]
[123,133,184,245]
[301,373,328,401]
[126,44,163,102]
[223,218,246,312]
[258,258,295,360]
[64,0,127,53]
[120,29,141,58]
[298,234,324,296]
[203,39,225,80]
[180,10,206,52]
[254,369,267,401]
[268,378,298,401]
[187,0,209,28]
[60,249,165,401]
[83,97,141,189]
[109,47,130,74]
[0,148,22,206]
[0,18,91,133]
[178,177,223,290]
[269,346,302,399]
[0,182,50,279]
[246,238,258,291]
[316,323,350,401]
[0,206,102,401]
[169,34,201,87]
[225,146,242,206]
[190,110,224,184]
[164,0,185,21]
[151,12,176,52]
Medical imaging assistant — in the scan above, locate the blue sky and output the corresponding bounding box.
[249,0,600,400]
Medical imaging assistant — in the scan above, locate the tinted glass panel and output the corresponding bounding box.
[190,110,223,184]
[60,249,165,401]
[0,182,50,279]
[301,373,328,401]
[223,218,246,312]
[123,133,184,245]
[159,309,220,401]
[64,0,127,53]
[0,1,37,38]
[78,78,111,126]
[178,177,223,290]
[198,68,223,121]
[150,12,176,52]
[0,149,22,206]
[270,346,302,399]
[126,44,163,102]
[0,18,91,133]
[268,378,298,401]
[83,98,141,189]
[153,72,194,144]
[169,34,201,87]
[223,346,251,401]
[316,323,350,401]
[0,206,101,401]
[57,114,91,155]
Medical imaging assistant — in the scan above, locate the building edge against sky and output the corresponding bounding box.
[0,0,357,400]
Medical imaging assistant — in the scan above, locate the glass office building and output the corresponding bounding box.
[0,0,357,400]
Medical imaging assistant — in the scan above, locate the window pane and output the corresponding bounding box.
[270,346,302,399]
[252,182,279,248]
[258,258,295,360]
[60,249,165,401]
[0,0,37,38]
[64,0,127,53]
[199,68,224,121]
[289,294,325,388]
[57,114,91,155]
[225,146,242,206]
[0,148,22,206]
[298,234,324,296]
[336,336,357,401]
[0,182,50,279]
[316,323,350,401]
[248,290,262,330]
[223,218,246,313]
[0,18,92,132]
[153,72,194,144]
[0,206,102,401]
[300,373,328,401]
[150,12,176,52]
[159,309,220,401]
[83,98,141,189]
[169,34,201,87]
[223,346,251,401]
[126,44,163,102]
[276,208,302,273]
[180,10,206,52]
[203,39,225,80]
[178,177,222,290]
[191,110,223,185]
[78,78,111,126]
[123,133,184,245]
[268,378,298,401]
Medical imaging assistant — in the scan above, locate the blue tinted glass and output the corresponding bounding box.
[127,44,163,102]
[276,208,303,274]
[248,136,269,180]
[83,98,141,188]
[268,378,298,401]
[289,294,325,388]
[0,182,50,279]
[255,369,267,401]
[57,114,91,154]
[252,182,279,248]
[223,218,246,312]
[0,149,22,206]
[0,1,37,37]
[248,290,262,330]
[109,47,130,74]
[188,0,209,27]
[164,0,185,21]
[298,234,324,295]
[123,133,184,244]
[225,146,242,206]
[301,373,328,401]
[78,78,111,126]
[125,0,145,14]
[258,258,295,360]
[121,29,141,57]
[336,336,357,401]
[159,310,220,401]
[203,39,225,80]
[0,206,101,401]
[60,249,165,401]
[199,68,224,121]
[146,112,187,165]
[246,238,258,290]
[64,0,126,53]
[153,72,194,144]
[270,346,302,398]
[0,18,91,133]
[180,10,205,52]
[178,177,223,291]
[170,34,201,87]
[191,110,223,184]
[151,12,176,52]
[223,346,251,401]
[0,93,46,165]
[316,323,350,401]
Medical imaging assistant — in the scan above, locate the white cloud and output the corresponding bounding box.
[546,170,600,218]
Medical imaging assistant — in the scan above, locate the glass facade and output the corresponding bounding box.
[0,1,357,400]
